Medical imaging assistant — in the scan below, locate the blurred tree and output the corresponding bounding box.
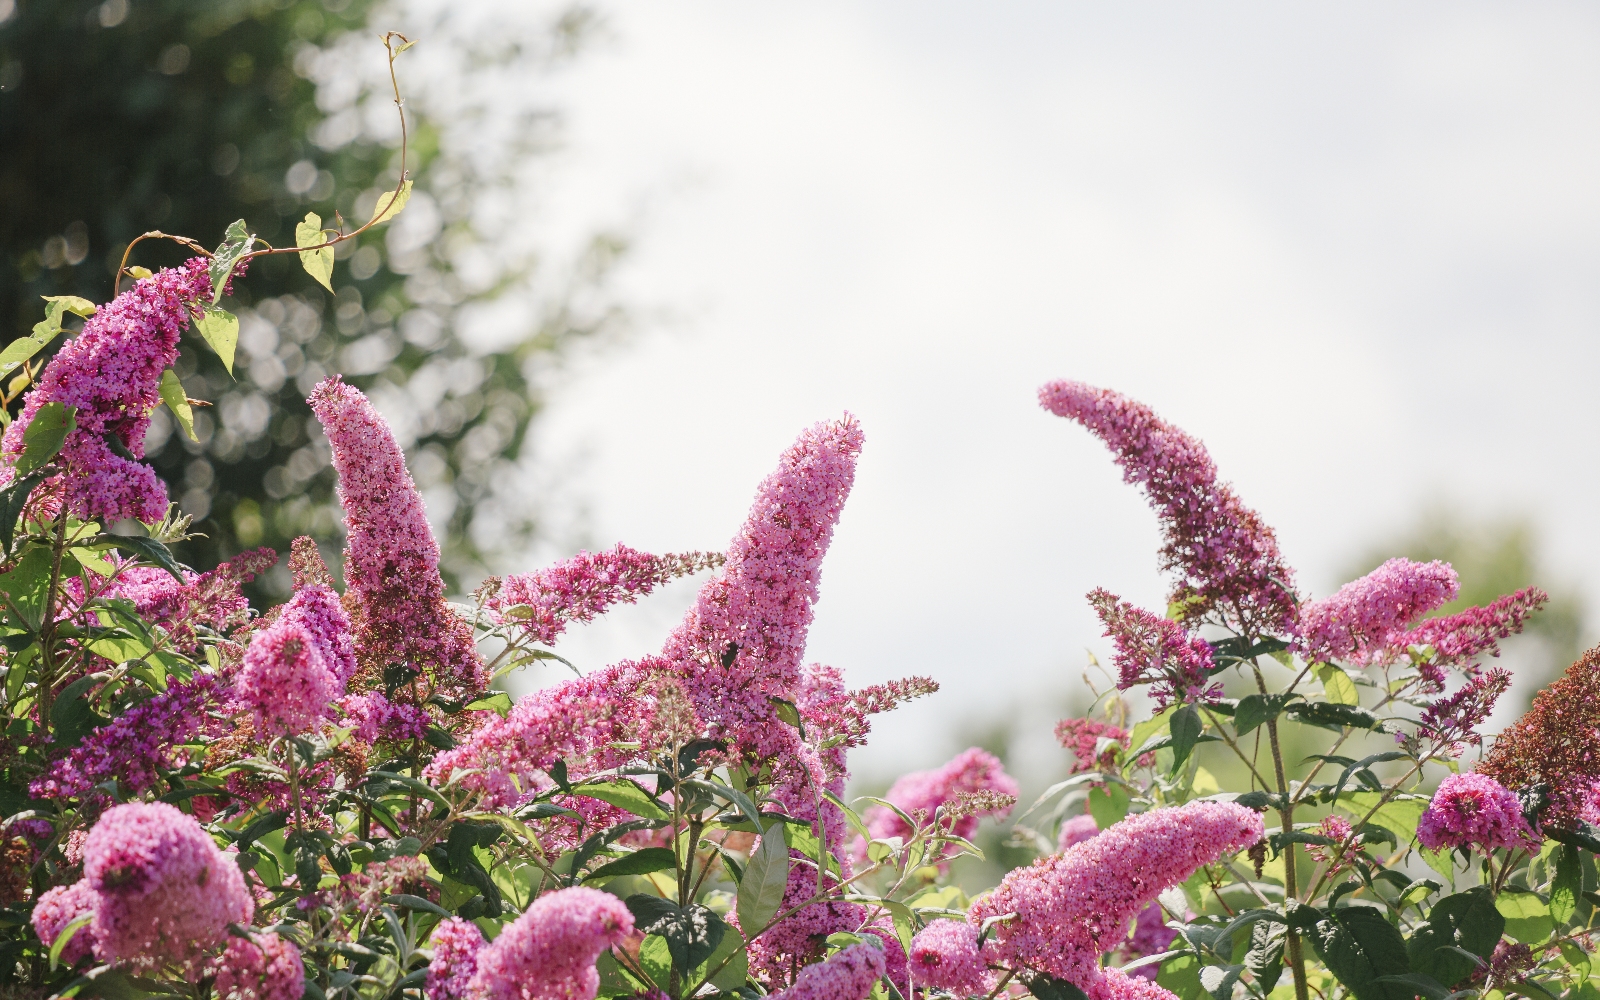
[0,0,626,594]
[1346,508,1588,694]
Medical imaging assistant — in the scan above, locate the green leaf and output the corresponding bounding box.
[0,337,46,381]
[1198,965,1243,1000]
[1315,663,1360,706]
[1550,843,1581,925]
[43,295,96,318]
[1374,975,1454,1000]
[295,212,335,292]
[1286,701,1383,732]
[93,533,188,583]
[639,933,672,990]
[1030,973,1090,1000]
[1247,920,1286,994]
[0,467,53,556]
[208,219,254,304]
[1169,704,1203,771]
[1408,888,1503,986]
[770,696,805,738]
[1341,793,1427,848]
[87,632,151,663]
[0,547,54,629]
[1495,890,1553,944]
[465,691,513,717]
[737,819,788,932]
[1309,905,1412,1000]
[585,847,678,882]
[625,895,728,973]
[47,911,92,970]
[157,369,197,442]
[384,893,452,919]
[16,401,75,475]
[1156,953,1205,1000]
[574,779,671,821]
[193,304,239,375]
[1234,693,1299,736]
[1128,706,1175,762]
[1088,782,1131,829]
[368,180,413,226]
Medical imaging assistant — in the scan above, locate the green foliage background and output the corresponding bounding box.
[0,0,625,594]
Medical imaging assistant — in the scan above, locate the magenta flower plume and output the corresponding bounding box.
[213,932,305,1000]
[469,887,633,1000]
[1416,773,1538,852]
[866,747,1018,843]
[1398,587,1548,676]
[1088,590,1218,710]
[745,862,866,986]
[82,801,253,968]
[971,801,1263,989]
[1058,814,1100,850]
[308,375,485,696]
[1417,668,1509,757]
[770,942,886,1000]
[491,544,723,645]
[340,690,433,744]
[426,917,486,1000]
[909,921,989,996]
[1,259,232,523]
[1094,968,1182,1000]
[1124,902,1178,972]
[32,879,97,968]
[33,673,225,800]
[1040,381,1297,633]
[1056,717,1149,774]
[237,617,340,737]
[1297,559,1459,665]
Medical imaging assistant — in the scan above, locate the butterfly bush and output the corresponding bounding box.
[0,245,1591,1000]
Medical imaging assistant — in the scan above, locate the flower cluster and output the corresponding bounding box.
[470,888,634,1000]
[1416,773,1539,852]
[1296,558,1458,665]
[1040,381,1298,633]
[772,942,886,1000]
[214,932,307,1000]
[1087,590,1218,709]
[1416,667,1510,756]
[1056,716,1141,773]
[866,747,1018,844]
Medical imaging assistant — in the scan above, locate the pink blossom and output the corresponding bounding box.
[1297,559,1459,665]
[866,747,1018,844]
[491,544,722,645]
[469,887,634,1000]
[32,879,97,968]
[1417,773,1538,852]
[237,617,339,736]
[2,259,236,523]
[1056,718,1143,774]
[339,690,433,743]
[1088,591,1218,710]
[1058,814,1100,850]
[94,546,278,651]
[279,548,358,687]
[83,801,253,968]
[770,942,886,1000]
[1092,967,1182,1000]
[971,801,1263,989]
[427,917,486,1000]
[309,376,485,696]
[213,932,305,1000]
[1417,668,1510,756]
[1040,381,1297,634]
[745,862,866,986]
[909,920,989,996]
[33,674,225,800]
[1399,588,1548,677]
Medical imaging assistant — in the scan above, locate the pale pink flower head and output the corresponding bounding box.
[83,801,253,967]
[867,747,1018,844]
[32,879,97,968]
[1091,967,1182,1000]
[1058,814,1100,850]
[491,544,723,645]
[213,932,305,1000]
[1088,591,1219,710]
[1297,558,1459,665]
[236,617,340,737]
[308,375,485,696]
[470,886,634,1000]
[772,942,886,1000]
[971,801,1263,988]
[909,920,989,996]
[1041,381,1297,634]
[2,258,234,523]
[427,917,486,1000]
[1417,772,1538,852]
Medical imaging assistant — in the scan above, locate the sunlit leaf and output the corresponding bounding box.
[295,212,335,292]
[737,819,788,933]
[158,369,197,442]
[208,219,254,304]
[193,304,239,375]
[42,295,96,318]
[16,402,75,475]
[573,779,669,821]
[368,179,413,226]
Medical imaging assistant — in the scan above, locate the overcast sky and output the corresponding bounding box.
[477,2,1600,784]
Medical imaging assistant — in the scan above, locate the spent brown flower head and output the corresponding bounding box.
[1479,643,1600,828]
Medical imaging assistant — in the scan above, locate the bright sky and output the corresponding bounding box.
[486,2,1600,784]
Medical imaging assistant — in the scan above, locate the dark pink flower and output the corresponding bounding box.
[213,932,305,1000]
[866,747,1018,844]
[469,887,633,1000]
[491,544,722,645]
[769,942,886,1000]
[31,879,97,967]
[1088,590,1218,709]
[1297,559,1459,665]
[1417,773,1538,852]
[426,917,486,1000]
[909,920,989,996]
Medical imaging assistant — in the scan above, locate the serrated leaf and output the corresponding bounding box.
[1374,974,1454,1000]
[193,304,238,375]
[737,819,788,932]
[1409,888,1503,986]
[1310,905,1412,1000]
[574,779,670,821]
[208,219,254,304]
[16,401,75,475]
[295,212,335,292]
[1234,693,1299,736]
[43,295,96,318]
[368,180,413,226]
[158,369,197,442]
[1550,843,1581,925]
[93,533,188,583]
[1287,701,1383,732]
[1495,890,1553,944]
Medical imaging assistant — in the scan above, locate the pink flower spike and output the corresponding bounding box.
[309,376,486,697]
[971,801,1263,989]
[1399,587,1548,675]
[770,942,887,1000]
[1058,814,1100,850]
[909,920,990,996]
[32,879,97,968]
[1417,772,1538,852]
[1040,381,1297,634]
[83,801,253,969]
[1297,559,1460,666]
[213,932,306,1000]
[866,747,1018,845]
[1088,590,1219,710]
[491,544,723,645]
[469,887,634,1000]
[427,917,486,1000]
[236,617,340,737]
